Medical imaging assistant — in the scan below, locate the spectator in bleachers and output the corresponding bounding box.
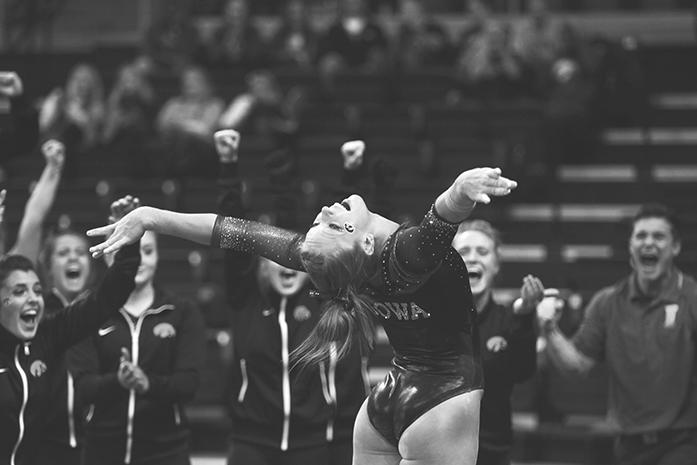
[455,18,523,100]
[452,220,541,465]
[102,63,156,173]
[39,63,105,154]
[316,0,389,96]
[540,57,595,168]
[268,0,319,69]
[540,204,697,465]
[0,196,139,465]
[588,35,648,128]
[156,65,224,177]
[510,0,564,95]
[198,0,266,68]
[214,130,368,465]
[458,0,496,49]
[0,72,38,169]
[218,70,304,153]
[392,0,454,70]
[142,0,197,74]
[68,197,206,465]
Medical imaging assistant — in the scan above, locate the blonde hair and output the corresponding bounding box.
[455,219,502,261]
[293,243,376,367]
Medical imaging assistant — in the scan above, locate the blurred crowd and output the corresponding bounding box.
[3,0,649,182]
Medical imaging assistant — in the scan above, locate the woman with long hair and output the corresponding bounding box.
[87,156,517,465]
[214,131,368,465]
[68,207,206,465]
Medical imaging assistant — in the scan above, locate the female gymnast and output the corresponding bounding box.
[87,162,517,465]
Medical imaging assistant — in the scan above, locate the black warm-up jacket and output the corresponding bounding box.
[0,243,139,465]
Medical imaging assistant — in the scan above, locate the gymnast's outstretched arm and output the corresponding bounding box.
[88,207,305,271]
[384,167,517,291]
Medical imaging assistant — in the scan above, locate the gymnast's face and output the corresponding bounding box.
[453,230,500,297]
[0,270,44,341]
[303,194,374,257]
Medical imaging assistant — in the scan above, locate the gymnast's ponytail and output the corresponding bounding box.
[293,244,376,368]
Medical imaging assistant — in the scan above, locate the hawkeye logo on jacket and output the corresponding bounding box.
[486,336,508,353]
[30,360,47,378]
[262,308,274,317]
[293,305,312,322]
[153,323,177,338]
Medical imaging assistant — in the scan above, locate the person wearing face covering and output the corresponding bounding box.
[214,130,369,465]
[452,220,541,465]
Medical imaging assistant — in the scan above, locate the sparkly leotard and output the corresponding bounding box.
[211,205,483,446]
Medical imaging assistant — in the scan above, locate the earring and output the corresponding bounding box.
[344,223,355,233]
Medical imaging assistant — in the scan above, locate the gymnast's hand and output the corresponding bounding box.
[87,200,148,258]
[454,167,517,205]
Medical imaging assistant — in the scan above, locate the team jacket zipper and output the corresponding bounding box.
[319,342,338,441]
[237,358,248,402]
[278,297,291,451]
[52,287,89,449]
[119,305,173,464]
[10,344,30,465]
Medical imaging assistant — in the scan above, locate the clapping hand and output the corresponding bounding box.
[518,274,545,315]
[118,347,150,394]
